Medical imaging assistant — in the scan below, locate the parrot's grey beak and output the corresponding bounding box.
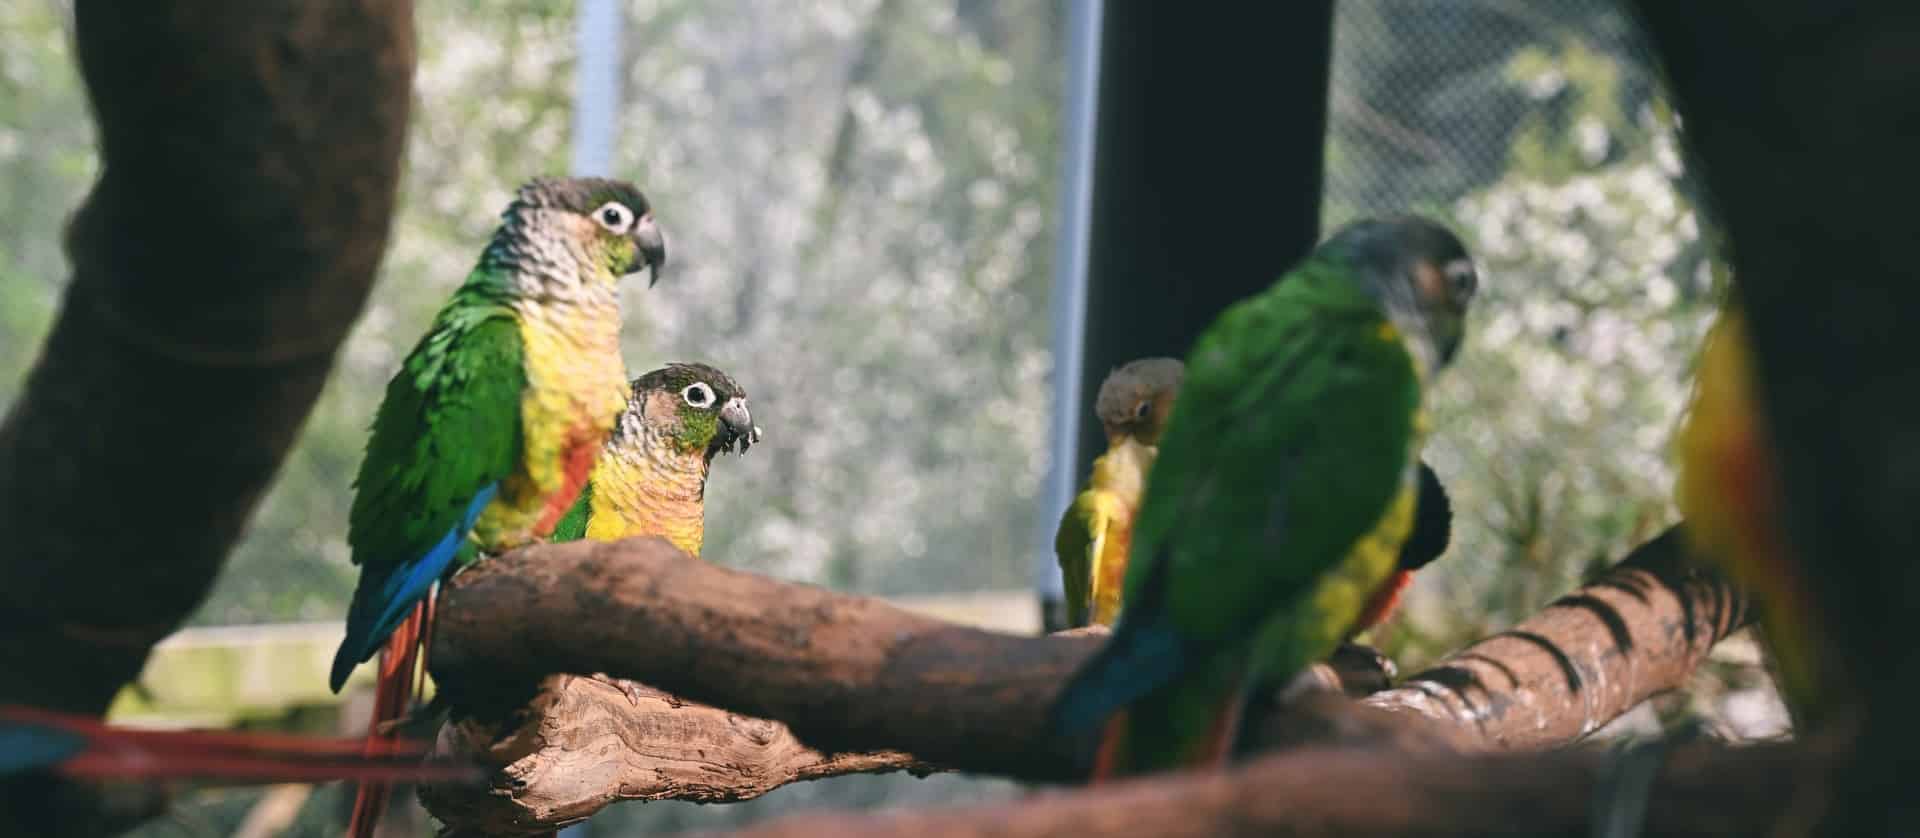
[718,397,761,455]
[633,214,667,287]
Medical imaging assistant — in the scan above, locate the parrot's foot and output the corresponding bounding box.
[374,694,450,740]
[1328,642,1397,696]
[589,672,649,706]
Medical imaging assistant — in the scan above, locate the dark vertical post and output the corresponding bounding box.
[1040,3,1333,632]
[1631,2,1920,832]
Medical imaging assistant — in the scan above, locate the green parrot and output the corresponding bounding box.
[550,362,761,556]
[1056,358,1185,628]
[329,176,666,838]
[1048,216,1477,780]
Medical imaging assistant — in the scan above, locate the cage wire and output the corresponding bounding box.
[1325,0,1785,745]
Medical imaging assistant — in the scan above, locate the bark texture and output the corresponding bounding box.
[680,736,1841,838]
[422,525,1745,832]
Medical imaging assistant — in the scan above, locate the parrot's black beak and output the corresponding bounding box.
[718,397,761,455]
[633,214,667,287]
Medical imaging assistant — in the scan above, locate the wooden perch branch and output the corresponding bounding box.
[682,734,1841,838]
[424,525,1747,832]
[430,536,1097,781]
[1355,528,1748,750]
[0,0,415,718]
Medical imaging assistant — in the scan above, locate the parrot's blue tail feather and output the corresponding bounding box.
[1050,617,1188,740]
[330,484,498,692]
[1047,550,1189,744]
[0,723,85,774]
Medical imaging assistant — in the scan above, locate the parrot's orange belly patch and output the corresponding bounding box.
[533,430,602,536]
[1352,570,1415,636]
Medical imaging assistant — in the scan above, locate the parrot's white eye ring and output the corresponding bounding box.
[1443,259,1477,298]
[594,201,636,234]
[1134,401,1152,420]
[682,382,715,408]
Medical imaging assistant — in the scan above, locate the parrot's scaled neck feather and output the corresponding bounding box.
[1088,436,1156,505]
[583,415,712,557]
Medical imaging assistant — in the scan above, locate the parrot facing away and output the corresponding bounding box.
[550,362,761,556]
[1674,300,1824,721]
[1048,216,1478,780]
[1055,358,1185,628]
[331,176,665,838]
[0,705,481,785]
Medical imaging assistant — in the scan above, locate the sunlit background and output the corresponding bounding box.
[0,1,1785,834]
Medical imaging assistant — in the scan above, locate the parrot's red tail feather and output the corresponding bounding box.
[56,751,477,784]
[1087,711,1129,784]
[1352,569,1416,637]
[0,704,480,784]
[1186,683,1247,771]
[1,706,372,757]
[348,601,429,838]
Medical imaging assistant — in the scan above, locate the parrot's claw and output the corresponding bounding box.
[375,694,450,740]
[590,672,649,706]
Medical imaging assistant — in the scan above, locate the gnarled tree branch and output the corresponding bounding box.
[422,524,1747,832]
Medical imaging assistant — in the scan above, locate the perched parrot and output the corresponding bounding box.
[1055,358,1185,628]
[330,176,665,838]
[1048,216,1477,780]
[0,705,479,784]
[1674,301,1823,720]
[1350,459,1453,636]
[550,362,760,555]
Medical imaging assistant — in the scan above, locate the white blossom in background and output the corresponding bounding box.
[610,0,1059,593]
[1423,149,1718,626]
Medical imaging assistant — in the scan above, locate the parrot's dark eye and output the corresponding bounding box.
[1134,401,1152,420]
[1443,259,1477,300]
[681,382,715,408]
[593,201,636,234]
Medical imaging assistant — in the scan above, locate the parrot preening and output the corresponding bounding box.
[330,176,665,838]
[1674,301,1823,721]
[1048,216,1477,781]
[0,705,480,785]
[1055,358,1185,628]
[549,362,761,556]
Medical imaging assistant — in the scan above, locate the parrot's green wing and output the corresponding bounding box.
[1130,268,1419,645]
[1054,491,1110,628]
[549,481,594,543]
[332,299,527,690]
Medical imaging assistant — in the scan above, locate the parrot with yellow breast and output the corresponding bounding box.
[1055,358,1185,628]
[331,176,666,838]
